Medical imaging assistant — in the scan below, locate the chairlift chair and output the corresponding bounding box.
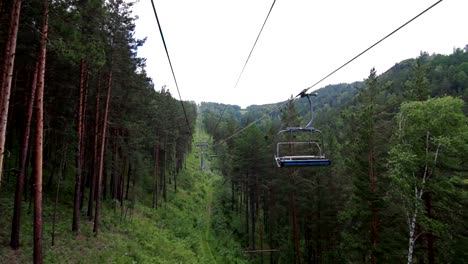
[274,92,331,168]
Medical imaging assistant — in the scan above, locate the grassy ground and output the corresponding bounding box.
[0,139,247,263]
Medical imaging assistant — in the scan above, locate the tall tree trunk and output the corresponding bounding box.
[10,61,38,249]
[290,174,301,264]
[174,157,177,193]
[152,144,159,208]
[424,192,434,264]
[369,142,377,264]
[120,154,126,206]
[163,137,167,204]
[33,0,48,261]
[407,138,435,264]
[125,163,131,200]
[250,181,256,249]
[51,142,66,246]
[304,211,313,264]
[0,0,22,188]
[269,187,275,264]
[231,180,235,211]
[316,176,322,264]
[407,207,418,264]
[245,179,249,246]
[73,59,86,233]
[79,62,88,211]
[110,139,117,202]
[94,70,112,236]
[88,72,102,219]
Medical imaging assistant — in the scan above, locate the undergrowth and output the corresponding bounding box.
[0,144,248,263]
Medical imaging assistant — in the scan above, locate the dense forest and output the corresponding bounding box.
[0,0,235,263]
[202,49,468,263]
[1,0,467,263]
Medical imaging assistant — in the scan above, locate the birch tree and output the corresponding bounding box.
[388,96,467,264]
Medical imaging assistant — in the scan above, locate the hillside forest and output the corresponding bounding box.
[1,0,467,263]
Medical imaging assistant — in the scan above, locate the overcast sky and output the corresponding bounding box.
[132,0,468,108]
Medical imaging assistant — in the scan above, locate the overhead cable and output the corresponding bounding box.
[214,98,292,147]
[150,0,193,135]
[297,0,443,97]
[210,0,277,136]
[216,0,444,145]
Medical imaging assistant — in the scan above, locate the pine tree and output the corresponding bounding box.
[33,0,49,261]
[0,0,22,188]
[341,68,382,263]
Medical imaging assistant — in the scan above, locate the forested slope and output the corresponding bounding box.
[0,0,246,263]
[0,134,247,263]
[201,48,468,263]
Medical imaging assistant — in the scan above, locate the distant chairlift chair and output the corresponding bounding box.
[274,92,331,168]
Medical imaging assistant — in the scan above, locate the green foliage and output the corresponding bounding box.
[0,142,246,263]
[201,48,468,263]
[388,96,467,263]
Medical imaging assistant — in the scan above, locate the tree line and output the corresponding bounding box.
[0,0,196,262]
[203,49,468,264]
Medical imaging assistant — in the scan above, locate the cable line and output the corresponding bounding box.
[210,0,277,136]
[234,0,277,90]
[214,98,292,147]
[150,0,193,135]
[297,0,443,97]
[214,0,443,145]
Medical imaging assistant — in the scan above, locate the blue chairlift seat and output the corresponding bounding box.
[275,135,331,168]
[274,92,331,168]
[277,156,331,167]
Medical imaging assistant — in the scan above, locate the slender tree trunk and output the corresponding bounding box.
[424,192,434,264]
[407,208,418,264]
[33,0,48,261]
[163,138,167,204]
[304,211,313,264]
[231,180,235,211]
[153,144,159,208]
[0,0,22,188]
[290,174,301,264]
[94,70,112,236]
[120,155,126,206]
[269,187,275,264]
[10,61,38,249]
[125,163,131,200]
[245,179,249,246]
[316,176,322,264]
[73,59,86,233]
[88,72,102,219]
[250,182,256,249]
[174,159,177,193]
[369,143,377,264]
[51,142,65,246]
[110,140,117,202]
[407,134,438,264]
[260,199,265,264]
[78,62,88,211]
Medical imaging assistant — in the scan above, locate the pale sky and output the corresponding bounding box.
[132,0,468,108]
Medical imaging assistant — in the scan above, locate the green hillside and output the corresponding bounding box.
[200,49,468,263]
[0,132,247,263]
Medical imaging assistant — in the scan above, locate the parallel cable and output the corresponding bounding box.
[215,0,443,144]
[210,0,277,136]
[214,98,292,147]
[150,0,193,135]
[296,0,443,97]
